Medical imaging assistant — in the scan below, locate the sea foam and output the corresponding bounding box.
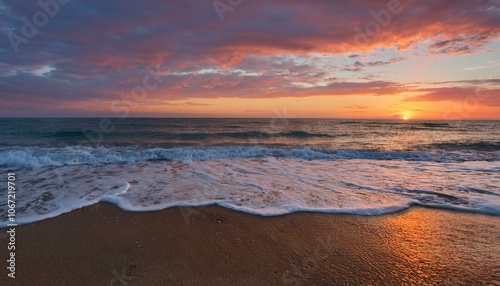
[1,157,499,226]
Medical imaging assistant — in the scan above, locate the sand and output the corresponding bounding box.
[1,204,499,285]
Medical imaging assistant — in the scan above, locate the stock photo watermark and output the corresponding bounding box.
[5,173,17,279]
[7,0,72,53]
[213,0,243,21]
[178,106,296,225]
[282,236,333,285]
[443,75,494,120]
[107,266,136,286]
[179,206,204,225]
[354,0,404,45]
[248,106,296,144]
[83,66,163,146]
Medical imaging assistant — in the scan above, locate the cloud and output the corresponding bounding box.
[0,0,499,116]
[344,104,370,110]
[366,57,405,67]
[342,61,364,72]
[463,63,500,71]
[245,109,271,113]
[429,79,500,86]
[428,34,492,54]
[161,102,212,106]
[406,87,500,106]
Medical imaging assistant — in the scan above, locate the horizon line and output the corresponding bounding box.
[1,117,499,121]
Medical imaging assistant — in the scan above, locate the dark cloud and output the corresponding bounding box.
[343,61,364,72]
[366,57,405,67]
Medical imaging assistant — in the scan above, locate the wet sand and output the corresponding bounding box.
[1,204,499,285]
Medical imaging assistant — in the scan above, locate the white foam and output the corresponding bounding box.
[1,146,498,169]
[1,157,499,227]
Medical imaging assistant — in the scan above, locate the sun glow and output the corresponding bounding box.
[403,115,408,120]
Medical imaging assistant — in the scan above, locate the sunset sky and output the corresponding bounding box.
[0,0,499,119]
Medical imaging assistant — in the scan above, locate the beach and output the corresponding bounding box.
[2,0,500,283]
[1,204,499,285]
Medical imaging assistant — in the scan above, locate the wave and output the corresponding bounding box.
[1,145,499,169]
[419,122,451,128]
[1,156,499,226]
[37,130,335,140]
[424,141,500,151]
[44,130,90,138]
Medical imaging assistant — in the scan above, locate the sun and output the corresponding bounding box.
[403,115,408,121]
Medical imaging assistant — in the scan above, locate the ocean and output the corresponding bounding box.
[1,118,499,225]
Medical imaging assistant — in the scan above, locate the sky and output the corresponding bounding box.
[0,0,499,119]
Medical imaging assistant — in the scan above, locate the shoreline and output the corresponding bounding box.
[1,204,499,285]
[4,202,500,228]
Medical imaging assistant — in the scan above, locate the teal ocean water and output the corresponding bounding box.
[0,118,499,225]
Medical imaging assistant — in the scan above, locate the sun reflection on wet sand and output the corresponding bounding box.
[379,207,500,284]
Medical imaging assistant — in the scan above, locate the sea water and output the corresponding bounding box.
[0,118,499,225]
